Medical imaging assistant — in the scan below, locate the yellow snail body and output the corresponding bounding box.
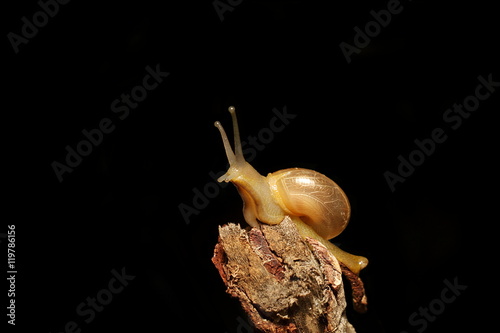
[214,106,368,275]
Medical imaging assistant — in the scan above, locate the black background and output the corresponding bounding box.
[4,0,498,332]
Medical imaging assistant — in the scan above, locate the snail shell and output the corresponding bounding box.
[268,168,350,240]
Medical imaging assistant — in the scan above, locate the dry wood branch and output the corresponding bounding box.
[212,217,357,333]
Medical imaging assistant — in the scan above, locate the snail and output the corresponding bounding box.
[214,106,368,275]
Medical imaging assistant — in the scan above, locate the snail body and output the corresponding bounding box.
[215,106,368,275]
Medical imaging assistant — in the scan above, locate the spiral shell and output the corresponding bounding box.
[268,168,351,240]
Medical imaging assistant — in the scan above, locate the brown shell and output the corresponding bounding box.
[268,168,351,240]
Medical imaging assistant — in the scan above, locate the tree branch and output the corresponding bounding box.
[212,216,358,333]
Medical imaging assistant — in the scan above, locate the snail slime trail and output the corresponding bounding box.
[214,106,368,275]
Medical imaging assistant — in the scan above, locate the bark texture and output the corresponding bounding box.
[212,216,357,333]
